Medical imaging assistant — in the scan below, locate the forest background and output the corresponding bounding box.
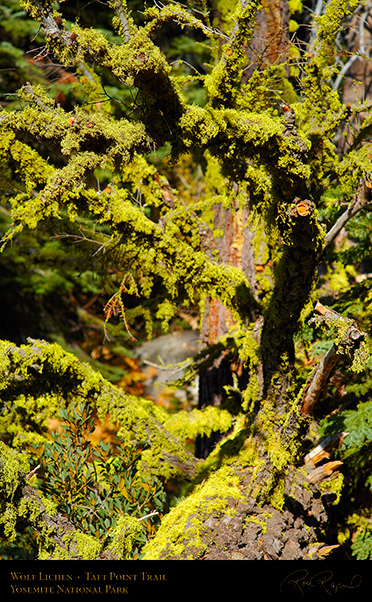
[1,0,372,562]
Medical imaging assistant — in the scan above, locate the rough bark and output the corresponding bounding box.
[142,457,344,560]
[197,201,256,457]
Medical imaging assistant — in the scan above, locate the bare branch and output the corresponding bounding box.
[322,180,372,251]
[333,7,370,91]
[25,464,41,480]
[307,460,343,483]
[301,344,340,416]
[137,510,159,521]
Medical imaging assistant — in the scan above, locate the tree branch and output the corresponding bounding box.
[260,203,323,393]
[22,0,185,144]
[1,339,201,481]
[322,180,372,251]
[301,344,340,416]
[110,0,132,42]
[206,0,259,107]
[300,301,367,416]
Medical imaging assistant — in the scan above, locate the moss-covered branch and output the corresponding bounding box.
[301,302,368,415]
[253,192,324,397]
[205,0,262,108]
[20,0,185,144]
[0,339,202,480]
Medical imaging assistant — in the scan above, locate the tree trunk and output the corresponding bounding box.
[184,0,341,559]
[197,0,291,455]
[196,200,258,457]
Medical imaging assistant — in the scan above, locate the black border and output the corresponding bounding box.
[1,560,369,602]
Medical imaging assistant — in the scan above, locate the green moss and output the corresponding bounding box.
[69,531,102,560]
[0,441,29,501]
[318,472,344,505]
[351,339,370,373]
[243,510,273,534]
[289,19,299,32]
[212,0,239,31]
[107,515,144,560]
[267,432,292,472]
[164,406,233,444]
[0,441,59,548]
[315,0,360,67]
[142,463,243,559]
[235,327,262,411]
[206,0,262,107]
[270,476,286,511]
[43,530,102,561]
[288,0,302,14]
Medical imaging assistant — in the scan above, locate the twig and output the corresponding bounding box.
[142,358,194,374]
[26,464,41,480]
[152,0,229,41]
[137,510,159,521]
[76,61,97,85]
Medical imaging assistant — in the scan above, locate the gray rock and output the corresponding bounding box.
[135,330,200,404]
